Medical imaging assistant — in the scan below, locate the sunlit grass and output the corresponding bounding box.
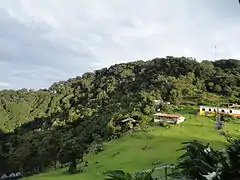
[23,108,240,180]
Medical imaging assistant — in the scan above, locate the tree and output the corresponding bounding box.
[173,140,222,179]
[58,126,90,173]
[173,139,240,180]
[219,139,240,179]
[169,89,182,105]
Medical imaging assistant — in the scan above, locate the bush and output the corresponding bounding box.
[87,142,104,154]
[152,160,162,166]
[159,122,170,128]
[221,115,237,122]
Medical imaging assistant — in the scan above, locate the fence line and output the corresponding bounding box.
[138,165,174,180]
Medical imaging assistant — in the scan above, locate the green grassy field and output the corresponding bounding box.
[23,108,240,180]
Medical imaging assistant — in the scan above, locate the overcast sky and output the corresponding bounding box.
[0,0,240,90]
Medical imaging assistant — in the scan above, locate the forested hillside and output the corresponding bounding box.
[0,57,240,176]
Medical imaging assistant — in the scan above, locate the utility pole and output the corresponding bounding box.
[213,45,223,129]
[214,45,217,60]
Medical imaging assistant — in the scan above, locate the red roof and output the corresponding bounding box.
[153,113,181,118]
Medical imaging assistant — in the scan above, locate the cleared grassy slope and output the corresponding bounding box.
[23,110,240,180]
[0,91,52,131]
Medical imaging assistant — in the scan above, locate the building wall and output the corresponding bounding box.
[154,116,185,124]
[154,117,176,124]
[176,116,185,124]
[199,106,240,117]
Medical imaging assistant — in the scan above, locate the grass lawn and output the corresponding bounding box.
[23,108,240,180]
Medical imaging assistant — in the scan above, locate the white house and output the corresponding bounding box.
[153,113,185,124]
[199,106,240,117]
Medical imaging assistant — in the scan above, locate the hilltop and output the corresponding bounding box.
[0,56,240,176]
[1,57,240,131]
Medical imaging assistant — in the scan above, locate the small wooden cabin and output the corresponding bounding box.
[116,118,139,130]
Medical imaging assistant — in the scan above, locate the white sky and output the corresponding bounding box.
[0,0,240,89]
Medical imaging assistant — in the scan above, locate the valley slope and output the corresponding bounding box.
[1,57,240,177]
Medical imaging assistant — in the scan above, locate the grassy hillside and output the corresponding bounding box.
[1,57,240,176]
[22,109,240,180]
[0,90,51,131]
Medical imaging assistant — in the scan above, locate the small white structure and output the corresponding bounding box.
[153,113,185,124]
[202,172,217,180]
[0,172,22,180]
[121,118,138,123]
[9,173,16,178]
[1,174,8,179]
[152,100,163,105]
[16,172,22,177]
[152,100,171,106]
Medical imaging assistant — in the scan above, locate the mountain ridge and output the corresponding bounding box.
[1,57,240,131]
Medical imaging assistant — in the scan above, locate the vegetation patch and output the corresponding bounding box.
[1,57,240,179]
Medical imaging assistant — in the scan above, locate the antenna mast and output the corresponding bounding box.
[214,45,217,60]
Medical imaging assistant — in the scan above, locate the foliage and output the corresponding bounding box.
[0,57,240,176]
[221,115,239,122]
[219,138,240,179]
[173,139,240,180]
[173,140,223,179]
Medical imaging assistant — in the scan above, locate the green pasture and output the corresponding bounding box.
[23,108,240,180]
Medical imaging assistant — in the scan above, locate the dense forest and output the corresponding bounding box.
[0,57,240,176]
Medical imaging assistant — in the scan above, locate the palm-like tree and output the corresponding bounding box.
[173,140,223,180]
[218,139,240,179]
[173,139,240,180]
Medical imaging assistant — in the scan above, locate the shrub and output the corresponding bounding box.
[221,115,237,122]
[87,142,104,154]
